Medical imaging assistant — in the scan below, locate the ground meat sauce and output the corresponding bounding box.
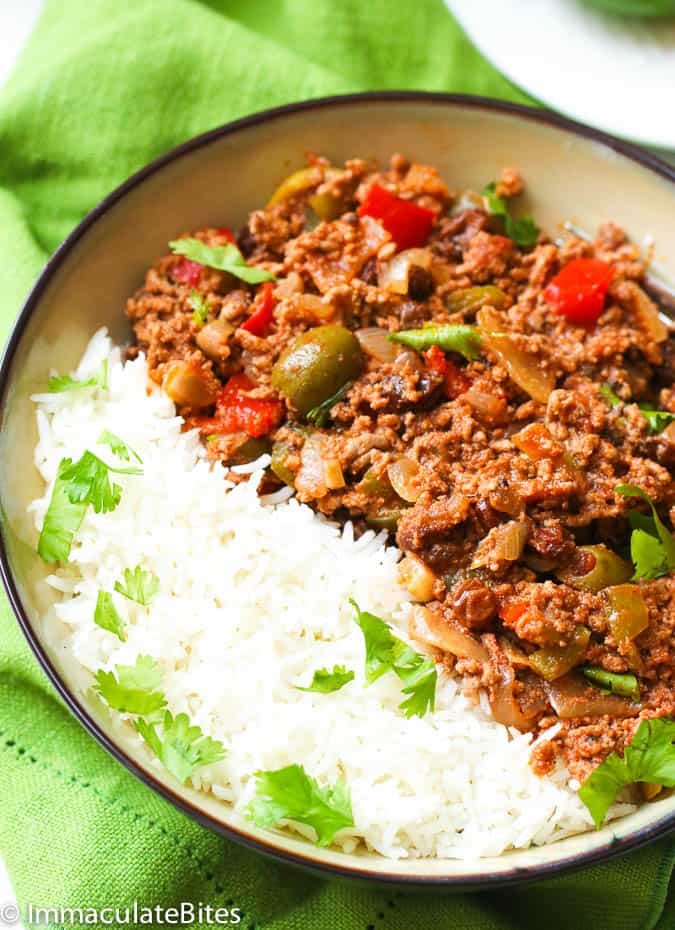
[126,155,674,783]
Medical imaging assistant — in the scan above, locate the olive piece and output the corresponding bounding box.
[556,545,633,593]
[162,361,218,409]
[228,437,271,466]
[271,325,363,417]
[196,319,233,361]
[270,440,297,487]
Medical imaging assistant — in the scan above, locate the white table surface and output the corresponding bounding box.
[0,0,672,915]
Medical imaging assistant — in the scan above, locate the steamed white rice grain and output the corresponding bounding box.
[29,329,632,859]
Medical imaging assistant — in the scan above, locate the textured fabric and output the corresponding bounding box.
[0,1,672,927]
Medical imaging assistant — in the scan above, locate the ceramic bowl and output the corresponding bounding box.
[1,92,673,889]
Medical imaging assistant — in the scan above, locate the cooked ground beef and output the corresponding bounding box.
[126,154,674,782]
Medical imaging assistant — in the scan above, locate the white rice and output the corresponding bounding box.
[29,330,633,859]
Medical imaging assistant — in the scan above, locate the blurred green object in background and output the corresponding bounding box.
[582,0,675,17]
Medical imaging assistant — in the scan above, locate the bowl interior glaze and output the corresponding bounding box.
[1,94,673,888]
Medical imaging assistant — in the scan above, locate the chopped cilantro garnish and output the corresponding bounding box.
[188,289,210,326]
[599,384,623,407]
[169,238,275,285]
[295,665,355,694]
[37,451,142,563]
[482,182,540,248]
[98,429,142,463]
[114,565,160,606]
[94,656,166,715]
[306,381,353,427]
[350,599,437,718]
[93,590,126,642]
[616,484,675,580]
[638,406,675,435]
[37,465,88,563]
[247,764,354,846]
[48,360,108,393]
[60,450,142,513]
[578,717,675,827]
[134,711,225,784]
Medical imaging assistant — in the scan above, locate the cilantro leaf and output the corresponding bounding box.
[306,381,353,427]
[295,665,355,694]
[60,450,142,514]
[482,182,540,248]
[350,598,399,685]
[350,600,437,718]
[48,360,108,393]
[616,484,675,579]
[247,764,354,846]
[37,451,142,563]
[37,462,88,563]
[94,655,166,715]
[578,718,675,827]
[97,430,142,463]
[114,565,160,606]
[599,384,623,407]
[169,238,275,285]
[134,710,225,784]
[93,590,126,641]
[188,289,210,326]
[396,654,438,718]
[631,529,670,581]
[638,406,675,435]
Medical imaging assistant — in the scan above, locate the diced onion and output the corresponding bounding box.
[274,272,304,297]
[489,486,524,517]
[399,555,436,601]
[626,282,669,343]
[471,520,529,568]
[297,293,335,321]
[545,674,640,718]
[477,307,555,403]
[323,458,345,490]
[387,457,420,503]
[409,605,489,663]
[464,388,506,421]
[498,521,529,561]
[488,665,537,730]
[378,248,432,295]
[483,636,538,730]
[295,433,328,498]
[355,327,398,363]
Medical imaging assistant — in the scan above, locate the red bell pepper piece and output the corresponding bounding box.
[544,258,615,326]
[500,602,529,625]
[212,373,283,438]
[216,226,236,243]
[423,345,471,400]
[357,184,434,251]
[241,282,276,336]
[171,259,203,286]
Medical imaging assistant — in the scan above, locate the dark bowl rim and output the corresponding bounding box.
[1,90,674,889]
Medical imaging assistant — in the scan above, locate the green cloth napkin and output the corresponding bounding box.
[0,1,672,927]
